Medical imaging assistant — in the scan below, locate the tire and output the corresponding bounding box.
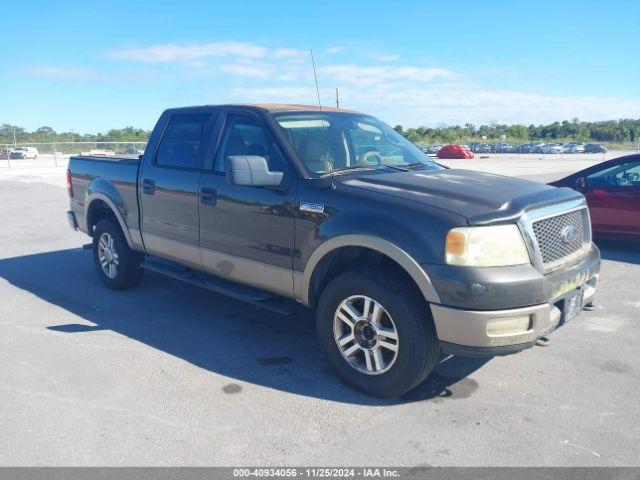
[316,269,439,398]
[92,218,143,290]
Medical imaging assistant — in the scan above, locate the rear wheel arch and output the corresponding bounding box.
[86,196,133,248]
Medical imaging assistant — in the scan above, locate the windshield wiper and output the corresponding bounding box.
[321,164,380,176]
[324,164,412,176]
[403,161,431,168]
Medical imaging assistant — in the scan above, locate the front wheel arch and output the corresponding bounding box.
[301,235,441,307]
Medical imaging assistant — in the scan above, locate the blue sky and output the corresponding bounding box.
[2,0,639,132]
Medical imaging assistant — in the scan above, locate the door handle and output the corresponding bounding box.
[200,187,217,206]
[142,179,155,195]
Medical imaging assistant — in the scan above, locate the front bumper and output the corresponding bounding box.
[429,248,599,356]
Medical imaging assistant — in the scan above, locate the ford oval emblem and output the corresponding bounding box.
[560,225,579,244]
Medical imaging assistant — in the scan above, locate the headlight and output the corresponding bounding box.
[445,224,530,267]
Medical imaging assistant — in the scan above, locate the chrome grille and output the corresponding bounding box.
[532,210,585,266]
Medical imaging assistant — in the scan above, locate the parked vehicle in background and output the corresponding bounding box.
[436,144,474,159]
[563,142,585,153]
[531,143,546,153]
[469,142,491,154]
[66,103,600,397]
[541,144,563,154]
[80,149,116,156]
[550,154,640,241]
[425,144,442,154]
[516,143,536,153]
[9,146,39,159]
[125,146,145,155]
[584,143,607,153]
[491,143,515,153]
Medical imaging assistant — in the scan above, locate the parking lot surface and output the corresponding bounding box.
[0,157,638,466]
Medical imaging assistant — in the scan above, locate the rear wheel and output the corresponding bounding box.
[92,219,143,290]
[316,270,439,398]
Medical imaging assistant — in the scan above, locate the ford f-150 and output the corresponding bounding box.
[67,104,600,397]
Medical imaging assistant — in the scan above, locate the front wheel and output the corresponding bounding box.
[92,219,143,290]
[316,270,439,398]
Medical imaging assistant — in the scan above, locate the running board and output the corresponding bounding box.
[140,258,299,316]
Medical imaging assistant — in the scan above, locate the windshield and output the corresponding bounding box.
[273,112,441,176]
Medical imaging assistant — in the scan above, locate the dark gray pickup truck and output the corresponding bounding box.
[67,104,600,397]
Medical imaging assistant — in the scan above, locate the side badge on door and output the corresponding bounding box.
[299,201,325,214]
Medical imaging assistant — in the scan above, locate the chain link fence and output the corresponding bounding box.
[1,139,637,171]
[0,142,147,170]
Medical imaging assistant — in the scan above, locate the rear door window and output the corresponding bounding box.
[156,114,210,169]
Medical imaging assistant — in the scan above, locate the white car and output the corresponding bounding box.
[80,149,116,157]
[9,146,38,159]
[568,143,585,153]
[541,144,563,154]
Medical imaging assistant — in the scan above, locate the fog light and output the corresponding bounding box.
[486,315,531,336]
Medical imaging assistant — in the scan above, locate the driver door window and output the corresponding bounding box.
[214,115,286,176]
[586,162,640,188]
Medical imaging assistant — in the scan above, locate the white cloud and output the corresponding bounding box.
[318,64,455,86]
[107,41,268,63]
[339,84,640,127]
[186,60,207,68]
[273,48,307,62]
[102,39,639,127]
[374,54,400,62]
[228,81,640,128]
[221,63,271,78]
[26,66,95,80]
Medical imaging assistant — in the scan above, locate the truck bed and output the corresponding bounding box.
[71,154,140,165]
[68,154,141,237]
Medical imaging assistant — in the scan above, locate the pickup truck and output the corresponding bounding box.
[67,104,600,397]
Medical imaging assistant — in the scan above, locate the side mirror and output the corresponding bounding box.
[576,176,586,190]
[225,156,284,187]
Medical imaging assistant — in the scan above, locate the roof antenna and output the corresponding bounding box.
[310,49,322,110]
[335,87,340,109]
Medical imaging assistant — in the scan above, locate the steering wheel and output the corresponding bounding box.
[361,151,382,165]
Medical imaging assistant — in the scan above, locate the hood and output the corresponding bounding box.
[337,168,583,225]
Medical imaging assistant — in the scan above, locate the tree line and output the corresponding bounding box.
[0,125,150,145]
[2,117,639,146]
[393,118,640,145]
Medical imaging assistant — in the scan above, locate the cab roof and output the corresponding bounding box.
[245,103,360,114]
[165,103,360,115]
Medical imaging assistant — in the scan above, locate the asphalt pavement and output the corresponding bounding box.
[0,161,638,466]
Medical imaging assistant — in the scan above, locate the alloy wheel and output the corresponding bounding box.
[333,295,399,375]
[97,232,119,279]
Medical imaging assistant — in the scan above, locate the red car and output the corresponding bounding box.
[550,154,640,241]
[436,144,474,159]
